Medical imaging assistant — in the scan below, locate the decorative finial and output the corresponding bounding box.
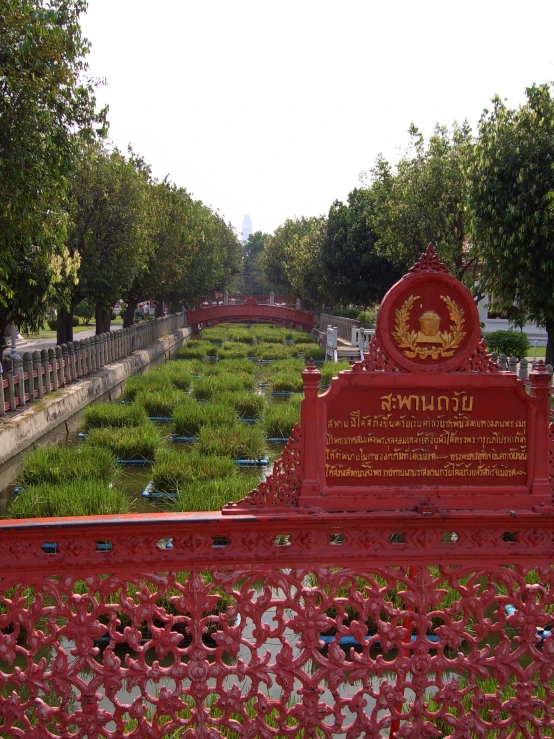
[408,244,450,275]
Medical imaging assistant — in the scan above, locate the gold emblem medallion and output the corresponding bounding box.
[392,295,466,360]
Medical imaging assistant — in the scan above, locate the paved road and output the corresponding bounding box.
[6,324,122,357]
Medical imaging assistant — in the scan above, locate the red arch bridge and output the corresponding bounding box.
[187,294,315,333]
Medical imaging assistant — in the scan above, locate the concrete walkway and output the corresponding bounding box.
[7,324,122,357]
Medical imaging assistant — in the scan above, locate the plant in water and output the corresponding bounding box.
[9,480,129,518]
[175,345,208,360]
[257,343,294,360]
[292,335,318,346]
[86,423,162,461]
[216,344,249,359]
[134,389,189,417]
[227,327,255,343]
[173,476,254,512]
[222,391,266,419]
[197,424,267,459]
[172,401,236,436]
[319,360,351,389]
[193,375,246,401]
[82,402,147,430]
[152,450,236,493]
[264,402,301,438]
[147,364,192,391]
[121,373,171,401]
[295,345,326,360]
[216,359,257,375]
[272,372,304,393]
[200,326,228,342]
[20,445,116,485]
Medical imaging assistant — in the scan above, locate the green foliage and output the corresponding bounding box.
[296,346,326,360]
[222,392,266,419]
[232,231,276,294]
[152,450,236,493]
[0,0,105,338]
[200,326,228,342]
[272,372,304,393]
[368,121,476,282]
[121,373,171,401]
[322,189,401,305]
[468,83,554,363]
[74,300,95,325]
[172,402,236,436]
[214,342,249,359]
[173,476,253,512]
[175,345,209,360]
[257,344,293,361]
[263,216,326,304]
[319,361,351,389]
[135,389,189,417]
[484,330,530,359]
[263,402,301,438]
[82,402,147,430]
[9,480,128,518]
[193,375,247,400]
[197,425,267,459]
[215,359,257,375]
[356,310,376,326]
[147,364,192,391]
[21,445,116,485]
[86,423,162,460]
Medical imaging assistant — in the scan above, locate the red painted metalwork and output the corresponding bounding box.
[1,247,554,737]
[187,299,314,333]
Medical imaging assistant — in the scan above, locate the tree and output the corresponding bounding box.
[321,189,401,306]
[232,231,274,294]
[368,122,477,284]
[65,143,153,337]
[0,0,105,344]
[467,83,554,364]
[264,216,324,303]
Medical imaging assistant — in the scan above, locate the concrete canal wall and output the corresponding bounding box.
[0,326,192,466]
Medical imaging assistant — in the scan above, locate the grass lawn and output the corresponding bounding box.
[23,316,124,340]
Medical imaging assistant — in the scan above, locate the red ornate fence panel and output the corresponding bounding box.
[1,247,554,737]
[2,513,554,737]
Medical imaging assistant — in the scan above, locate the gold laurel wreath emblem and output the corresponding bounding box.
[392,294,466,360]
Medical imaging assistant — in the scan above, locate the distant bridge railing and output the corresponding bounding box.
[0,312,187,416]
[187,299,313,332]
[196,293,298,309]
[1,509,554,737]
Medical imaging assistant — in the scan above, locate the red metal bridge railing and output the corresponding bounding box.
[1,509,554,737]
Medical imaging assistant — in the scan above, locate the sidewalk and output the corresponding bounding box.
[5,324,122,357]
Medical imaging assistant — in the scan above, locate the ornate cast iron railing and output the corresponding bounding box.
[1,510,554,737]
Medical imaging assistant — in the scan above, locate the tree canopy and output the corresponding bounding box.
[467,83,554,363]
[0,0,105,340]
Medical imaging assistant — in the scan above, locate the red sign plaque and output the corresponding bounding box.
[227,246,553,514]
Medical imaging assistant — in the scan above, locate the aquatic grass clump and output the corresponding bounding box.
[82,402,147,430]
[172,402,236,436]
[253,327,286,343]
[272,372,304,393]
[86,423,162,461]
[259,358,305,382]
[216,359,257,375]
[152,450,236,493]
[292,334,318,345]
[264,402,301,438]
[193,375,247,401]
[135,389,189,418]
[216,344,249,359]
[257,343,294,361]
[200,326,228,342]
[147,364,192,391]
[9,480,129,518]
[197,424,267,459]
[319,361,351,389]
[21,445,116,485]
[222,392,266,419]
[295,346,326,360]
[227,327,255,343]
[174,476,254,512]
[175,345,208,360]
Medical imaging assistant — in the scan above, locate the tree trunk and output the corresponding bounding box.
[155,299,164,318]
[545,322,554,368]
[123,300,137,328]
[95,305,111,335]
[56,308,74,345]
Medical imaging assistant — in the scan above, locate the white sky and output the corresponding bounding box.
[81,0,554,236]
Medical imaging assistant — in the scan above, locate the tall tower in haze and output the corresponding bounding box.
[241,213,252,245]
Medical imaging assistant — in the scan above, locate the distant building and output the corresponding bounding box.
[241,213,252,245]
